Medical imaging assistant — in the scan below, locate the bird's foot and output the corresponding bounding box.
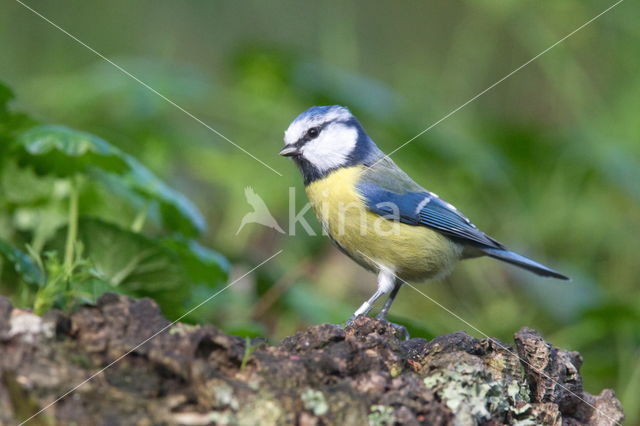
[375,313,409,340]
[344,315,360,328]
[345,314,410,340]
[387,322,410,340]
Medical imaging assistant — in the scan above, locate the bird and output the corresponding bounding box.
[236,186,285,234]
[280,105,569,326]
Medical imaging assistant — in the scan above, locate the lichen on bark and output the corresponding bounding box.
[0,294,624,425]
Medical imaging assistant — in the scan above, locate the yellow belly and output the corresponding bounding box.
[305,166,462,281]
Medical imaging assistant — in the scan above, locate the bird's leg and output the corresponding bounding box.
[347,268,410,340]
[349,265,396,320]
[375,279,410,340]
[349,290,384,321]
[376,279,401,321]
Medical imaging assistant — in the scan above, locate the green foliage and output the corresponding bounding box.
[368,405,396,426]
[0,239,44,286]
[240,336,262,370]
[119,155,207,237]
[0,85,227,320]
[300,388,329,417]
[14,125,129,177]
[0,83,33,143]
[13,124,205,237]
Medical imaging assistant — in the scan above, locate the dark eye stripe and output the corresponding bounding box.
[296,124,325,146]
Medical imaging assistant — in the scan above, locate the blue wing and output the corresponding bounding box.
[355,158,568,279]
[357,181,504,249]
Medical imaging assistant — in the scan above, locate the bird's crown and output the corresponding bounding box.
[283,105,353,146]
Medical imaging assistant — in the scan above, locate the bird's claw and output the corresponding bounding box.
[345,315,410,340]
[387,322,410,340]
[375,312,409,340]
[344,315,359,328]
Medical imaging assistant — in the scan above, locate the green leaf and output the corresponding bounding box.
[0,83,34,147]
[71,278,119,306]
[0,161,55,204]
[13,124,205,237]
[47,218,227,319]
[161,238,229,287]
[0,82,13,109]
[121,155,206,236]
[0,239,45,286]
[69,218,186,291]
[13,125,129,177]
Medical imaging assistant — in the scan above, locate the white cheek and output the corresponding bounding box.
[302,126,357,172]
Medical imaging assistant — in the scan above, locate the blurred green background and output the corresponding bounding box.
[1,0,639,421]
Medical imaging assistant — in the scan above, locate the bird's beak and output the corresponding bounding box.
[279,145,300,157]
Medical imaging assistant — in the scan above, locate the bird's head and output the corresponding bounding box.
[280,105,382,184]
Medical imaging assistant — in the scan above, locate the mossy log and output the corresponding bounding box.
[0,294,623,425]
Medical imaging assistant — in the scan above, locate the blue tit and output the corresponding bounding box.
[280,105,569,322]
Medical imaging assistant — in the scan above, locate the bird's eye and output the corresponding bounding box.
[307,127,320,139]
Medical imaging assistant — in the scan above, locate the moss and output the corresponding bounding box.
[212,381,239,410]
[424,361,524,424]
[208,411,237,425]
[422,358,540,424]
[236,397,283,425]
[388,362,403,378]
[368,405,395,426]
[301,388,328,416]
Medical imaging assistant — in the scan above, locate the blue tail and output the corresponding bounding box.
[482,247,569,280]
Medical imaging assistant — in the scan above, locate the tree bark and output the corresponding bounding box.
[0,294,624,425]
